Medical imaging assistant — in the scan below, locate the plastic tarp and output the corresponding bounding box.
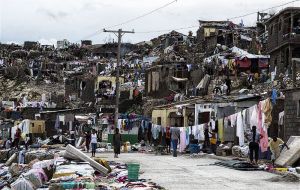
[231,46,270,59]
[240,35,252,42]
[196,74,210,90]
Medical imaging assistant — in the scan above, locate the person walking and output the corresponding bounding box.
[171,124,180,157]
[90,130,97,157]
[25,134,30,150]
[210,131,217,154]
[225,76,231,95]
[85,131,91,153]
[203,123,210,151]
[113,128,122,158]
[166,126,171,154]
[248,126,261,165]
[13,128,21,149]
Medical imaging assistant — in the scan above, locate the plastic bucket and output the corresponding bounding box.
[127,163,140,181]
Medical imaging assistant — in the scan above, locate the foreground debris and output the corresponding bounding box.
[0,146,164,190]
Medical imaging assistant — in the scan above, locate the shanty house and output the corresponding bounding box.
[266,7,300,76]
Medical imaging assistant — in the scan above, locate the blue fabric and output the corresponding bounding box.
[172,139,178,157]
[186,128,190,145]
[189,144,200,154]
[271,89,277,104]
[91,143,97,152]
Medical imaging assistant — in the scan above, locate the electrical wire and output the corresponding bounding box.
[75,0,177,41]
[76,1,299,41]
[105,0,178,29]
[75,31,103,43]
[228,0,300,20]
[135,25,198,34]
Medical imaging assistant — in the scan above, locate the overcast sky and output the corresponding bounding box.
[1,0,300,45]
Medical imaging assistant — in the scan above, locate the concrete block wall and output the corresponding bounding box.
[284,91,300,141]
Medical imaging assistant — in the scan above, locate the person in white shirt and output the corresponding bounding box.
[91,130,98,157]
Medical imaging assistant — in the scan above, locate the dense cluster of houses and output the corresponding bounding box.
[1,7,300,148]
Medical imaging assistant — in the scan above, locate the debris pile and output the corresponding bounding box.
[0,145,164,190]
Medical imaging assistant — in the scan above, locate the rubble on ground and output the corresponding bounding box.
[0,146,165,190]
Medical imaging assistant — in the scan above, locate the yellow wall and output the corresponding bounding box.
[95,76,125,91]
[152,108,189,127]
[204,28,216,37]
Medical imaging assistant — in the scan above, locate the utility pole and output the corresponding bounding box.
[103,29,134,131]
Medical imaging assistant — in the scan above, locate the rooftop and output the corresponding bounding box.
[266,7,300,24]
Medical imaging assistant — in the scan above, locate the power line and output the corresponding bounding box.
[77,1,300,41]
[228,0,300,20]
[105,0,178,29]
[75,0,177,42]
[135,25,198,34]
[75,31,103,43]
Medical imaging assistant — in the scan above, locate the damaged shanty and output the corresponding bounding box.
[266,7,300,76]
[65,74,97,103]
[145,62,203,99]
[196,20,259,56]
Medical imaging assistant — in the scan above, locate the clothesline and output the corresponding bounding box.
[145,98,273,153]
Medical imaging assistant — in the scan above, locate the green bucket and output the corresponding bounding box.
[127,163,140,181]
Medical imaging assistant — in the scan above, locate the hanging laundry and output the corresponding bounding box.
[258,102,268,152]
[218,119,224,143]
[242,109,247,130]
[210,119,215,130]
[199,124,205,141]
[278,111,284,126]
[271,89,277,104]
[185,127,190,145]
[250,105,258,128]
[244,108,250,126]
[262,98,272,127]
[236,112,245,146]
[54,115,60,130]
[179,128,187,152]
[230,114,237,127]
[117,119,122,129]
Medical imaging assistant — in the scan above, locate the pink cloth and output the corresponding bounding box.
[30,168,48,182]
[258,102,268,152]
[179,128,186,152]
